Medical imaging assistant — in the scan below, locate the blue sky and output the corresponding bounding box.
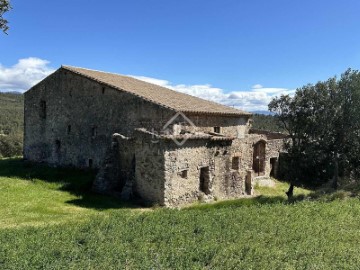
[1,0,360,111]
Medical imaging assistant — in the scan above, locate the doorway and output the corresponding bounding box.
[253,141,266,176]
[270,157,278,178]
[199,167,211,194]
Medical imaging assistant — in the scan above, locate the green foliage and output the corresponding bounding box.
[252,113,285,132]
[269,69,360,185]
[0,0,11,34]
[0,93,23,157]
[1,159,360,268]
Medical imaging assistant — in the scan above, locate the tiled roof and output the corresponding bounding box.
[62,66,251,116]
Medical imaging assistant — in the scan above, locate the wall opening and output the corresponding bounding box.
[232,157,240,170]
[253,141,266,176]
[88,159,93,168]
[40,100,46,119]
[199,167,211,195]
[55,140,61,152]
[67,125,71,134]
[214,126,221,133]
[270,157,278,178]
[179,170,188,179]
[102,87,105,94]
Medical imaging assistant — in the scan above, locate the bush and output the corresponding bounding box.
[0,134,23,158]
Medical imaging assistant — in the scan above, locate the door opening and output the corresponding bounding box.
[199,167,211,194]
[253,141,266,176]
[270,157,277,178]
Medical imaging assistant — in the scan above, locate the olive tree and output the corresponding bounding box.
[269,69,360,196]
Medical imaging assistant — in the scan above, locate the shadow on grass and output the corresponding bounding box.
[0,157,95,191]
[0,157,141,210]
[65,194,142,210]
[185,194,307,211]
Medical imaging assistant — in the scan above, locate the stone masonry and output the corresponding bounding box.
[24,66,286,207]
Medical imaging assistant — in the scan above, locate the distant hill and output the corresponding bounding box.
[0,93,24,157]
[0,91,23,95]
[250,110,274,115]
[252,113,285,133]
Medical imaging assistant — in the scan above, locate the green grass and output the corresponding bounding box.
[0,158,135,228]
[1,158,360,269]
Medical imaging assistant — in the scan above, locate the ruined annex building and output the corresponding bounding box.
[24,66,285,206]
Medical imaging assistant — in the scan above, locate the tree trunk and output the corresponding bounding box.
[286,183,294,199]
[332,155,339,189]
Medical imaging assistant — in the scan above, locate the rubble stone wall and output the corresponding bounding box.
[24,69,176,169]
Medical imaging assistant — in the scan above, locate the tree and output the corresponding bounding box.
[269,69,360,196]
[0,0,11,34]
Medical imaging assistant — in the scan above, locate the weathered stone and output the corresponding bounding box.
[24,66,286,207]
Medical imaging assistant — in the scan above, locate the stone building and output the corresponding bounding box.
[24,66,285,206]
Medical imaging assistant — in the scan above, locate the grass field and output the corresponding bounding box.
[1,158,360,269]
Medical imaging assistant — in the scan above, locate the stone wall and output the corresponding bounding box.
[134,136,255,207]
[92,134,135,196]
[91,130,285,207]
[158,134,285,207]
[134,133,166,205]
[24,68,176,169]
[24,68,252,171]
[187,114,252,138]
[24,67,285,207]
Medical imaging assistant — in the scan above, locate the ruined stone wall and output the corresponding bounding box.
[24,69,177,169]
[92,134,135,196]
[133,132,286,207]
[134,136,166,205]
[231,134,285,186]
[157,139,248,206]
[187,114,251,138]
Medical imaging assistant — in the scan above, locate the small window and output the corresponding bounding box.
[102,87,105,94]
[67,125,71,134]
[232,157,240,170]
[91,126,97,137]
[179,170,188,179]
[40,100,46,119]
[214,127,221,133]
[88,159,93,168]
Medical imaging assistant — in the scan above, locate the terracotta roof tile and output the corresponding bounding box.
[62,66,251,116]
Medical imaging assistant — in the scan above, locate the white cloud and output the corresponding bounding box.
[132,75,294,112]
[252,84,263,89]
[0,57,55,92]
[0,58,293,112]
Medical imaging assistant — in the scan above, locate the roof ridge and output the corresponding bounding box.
[62,65,126,77]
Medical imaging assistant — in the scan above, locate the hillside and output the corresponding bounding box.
[0,92,24,157]
[0,92,23,135]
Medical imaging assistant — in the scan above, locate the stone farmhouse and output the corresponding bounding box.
[24,66,285,206]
